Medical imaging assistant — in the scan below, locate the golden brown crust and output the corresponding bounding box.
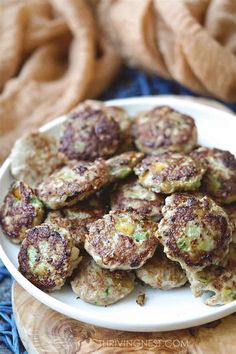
[37,159,109,209]
[191,147,236,203]
[0,181,45,243]
[18,224,80,292]
[71,254,135,305]
[85,210,158,270]
[131,106,197,155]
[59,105,121,161]
[71,101,134,152]
[46,197,105,247]
[158,193,232,272]
[134,153,205,194]
[111,177,164,222]
[187,243,236,305]
[136,246,187,289]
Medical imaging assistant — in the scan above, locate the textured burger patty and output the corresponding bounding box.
[131,106,197,155]
[71,100,134,152]
[59,103,121,161]
[136,246,187,290]
[37,159,109,209]
[71,254,135,305]
[0,181,45,243]
[45,196,105,247]
[134,153,206,194]
[158,193,232,272]
[111,177,164,222]
[10,131,65,187]
[187,243,236,305]
[191,147,236,204]
[18,224,80,291]
[85,210,158,270]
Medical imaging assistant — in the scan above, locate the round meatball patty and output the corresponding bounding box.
[10,131,65,187]
[131,106,197,155]
[136,246,187,290]
[134,153,205,194]
[111,177,164,222]
[85,210,158,270]
[37,159,109,209]
[191,147,236,204]
[71,100,134,152]
[158,193,232,272]
[0,181,45,243]
[18,224,80,291]
[187,243,236,305]
[59,102,121,161]
[45,197,105,247]
[71,254,135,305]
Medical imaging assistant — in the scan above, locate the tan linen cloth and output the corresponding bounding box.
[0,0,236,163]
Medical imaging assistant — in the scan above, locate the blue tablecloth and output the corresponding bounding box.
[1,65,235,354]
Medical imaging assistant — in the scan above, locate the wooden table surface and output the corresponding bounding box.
[12,282,236,354]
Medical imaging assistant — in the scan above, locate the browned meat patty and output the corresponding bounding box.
[18,223,80,291]
[136,246,187,290]
[131,106,197,155]
[85,210,158,270]
[71,254,135,305]
[59,102,121,161]
[10,131,66,187]
[158,193,232,272]
[45,196,105,247]
[187,243,236,305]
[0,181,45,243]
[191,147,236,203]
[134,153,205,194]
[111,177,164,222]
[37,159,109,209]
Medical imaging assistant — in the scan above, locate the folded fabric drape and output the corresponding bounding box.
[0,0,235,162]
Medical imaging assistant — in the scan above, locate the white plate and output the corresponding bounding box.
[0,96,235,332]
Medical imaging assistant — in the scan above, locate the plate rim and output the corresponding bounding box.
[0,95,235,332]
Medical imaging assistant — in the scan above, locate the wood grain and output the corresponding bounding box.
[12,282,236,354]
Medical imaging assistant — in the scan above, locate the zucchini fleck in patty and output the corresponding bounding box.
[0,181,45,243]
[134,153,206,194]
[37,159,109,209]
[131,106,197,155]
[18,223,80,291]
[85,210,158,270]
[71,254,135,305]
[158,193,232,272]
[191,147,236,204]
